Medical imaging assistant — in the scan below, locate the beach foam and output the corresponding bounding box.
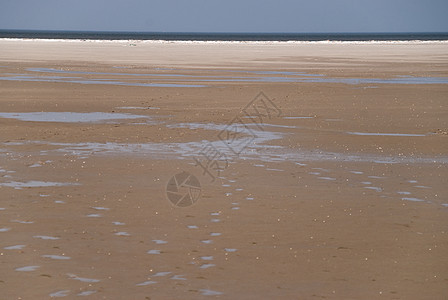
[1,38,448,45]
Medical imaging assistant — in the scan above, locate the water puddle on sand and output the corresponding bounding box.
[116,106,160,110]
[318,177,336,181]
[398,191,411,195]
[0,74,206,88]
[0,227,11,232]
[136,281,157,286]
[364,187,382,192]
[255,123,299,129]
[3,120,447,164]
[16,266,40,272]
[86,214,102,218]
[0,181,80,189]
[9,67,448,86]
[283,116,314,119]
[201,240,213,244]
[11,220,34,224]
[200,264,216,269]
[200,289,223,296]
[200,256,214,261]
[4,245,26,250]
[34,235,60,240]
[92,206,110,211]
[170,275,186,280]
[153,271,172,277]
[115,232,131,236]
[402,197,425,202]
[147,250,161,254]
[152,239,168,244]
[112,221,125,225]
[313,167,329,172]
[224,248,237,252]
[0,112,152,123]
[347,132,426,137]
[49,290,70,297]
[187,225,198,229]
[26,67,193,78]
[42,255,71,260]
[67,273,100,283]
[77,291,97,296]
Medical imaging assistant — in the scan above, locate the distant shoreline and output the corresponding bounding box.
[1,30,448,42]
[1,38,448,45]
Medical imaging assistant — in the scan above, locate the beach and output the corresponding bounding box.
[0,39,447,299]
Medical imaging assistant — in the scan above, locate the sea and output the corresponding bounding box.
[0,30,447,42]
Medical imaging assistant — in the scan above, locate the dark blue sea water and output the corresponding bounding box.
[0,30,447,41]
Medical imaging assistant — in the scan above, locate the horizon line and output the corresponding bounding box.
[1,29,448,35]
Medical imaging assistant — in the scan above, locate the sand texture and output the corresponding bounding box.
[0,40,447,299]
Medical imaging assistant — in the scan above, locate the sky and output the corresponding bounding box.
[0,0,447,33]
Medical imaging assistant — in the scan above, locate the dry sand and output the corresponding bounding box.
[0,40,447,299]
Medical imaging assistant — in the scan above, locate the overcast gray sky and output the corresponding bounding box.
[0,0,447,32]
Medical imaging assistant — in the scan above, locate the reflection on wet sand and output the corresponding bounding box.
[1,119,445,165]
[0,112,153,123]
[0,180,80,189]
[1,67,448,87]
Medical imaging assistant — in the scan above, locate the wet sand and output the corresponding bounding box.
[0,40,448,299]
